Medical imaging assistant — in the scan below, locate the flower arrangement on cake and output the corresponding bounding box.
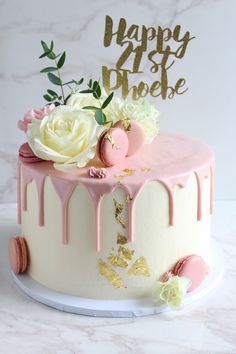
[18,40,159,172]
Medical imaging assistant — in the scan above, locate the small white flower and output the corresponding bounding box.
[122,99,160,144]
[153,276,191,310]
[27,105,104,171]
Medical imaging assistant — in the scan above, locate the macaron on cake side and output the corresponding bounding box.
[8,236,28,274]
[97,127,129,166]
[19,142,43,163]
[114,120,145,156]
[174,254,209,292]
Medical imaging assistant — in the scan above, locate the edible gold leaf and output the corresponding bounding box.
[115,175,125,181]
[122,168,135,176]
[118,246,135,261]
[117,217,126,229]
[117,233,128,245]
[113,199,126,228]
[105,133,118,149]
[141,167,151,173]
[121,117,131,131]
[113,199,123,216]
[108,254,129,268]
[128,256,150,277]
[98,259,126,288]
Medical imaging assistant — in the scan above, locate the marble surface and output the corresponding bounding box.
[0,0,236,202]
[0,201,235,354]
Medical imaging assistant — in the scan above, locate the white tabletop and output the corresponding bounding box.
[0,202,235,354]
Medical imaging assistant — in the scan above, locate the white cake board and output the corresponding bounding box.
[11,242,223,318]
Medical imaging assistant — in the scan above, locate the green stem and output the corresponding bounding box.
[54,59,65,104]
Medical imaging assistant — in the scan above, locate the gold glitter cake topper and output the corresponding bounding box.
[102,15,195,100]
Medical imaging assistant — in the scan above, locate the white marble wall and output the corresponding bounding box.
[0,0,235,202]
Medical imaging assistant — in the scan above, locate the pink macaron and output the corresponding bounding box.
[97,127,128,167]
[8,236,28,274]
[173,254,209,292]
[19,142,43,163]
[114,120,145,156]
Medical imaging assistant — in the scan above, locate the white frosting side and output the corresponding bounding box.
[21,173,211,299]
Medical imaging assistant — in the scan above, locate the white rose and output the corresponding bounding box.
[153,276,191,310]
[67,91,100,110]
[27,105,103,171]
[122,99,160,144]
[67,91,124,124]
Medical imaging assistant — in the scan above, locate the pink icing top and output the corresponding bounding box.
[18,133,214,252]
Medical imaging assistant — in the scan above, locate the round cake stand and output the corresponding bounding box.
[11,241,224,318]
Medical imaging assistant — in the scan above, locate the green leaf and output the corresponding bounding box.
[92,80,99,90]
[88,79,92,88]
[39,51,50,59]
[101,92,114,109]
[50,40,54,51]
[41,40,49,52]
[57,52,66,69]
[80,89,93,94]
[82,106,98,110]
[95,109,106,125]
[92,81,101,98]
[47,72,62,86]
[74,78,84,85]
[40,67,58,73]
[65,94,72,104]
[40,41,56,59]
[47,89,58,98]
[47,51,56,60]
[54,101,61,107]
[43,94,53,102]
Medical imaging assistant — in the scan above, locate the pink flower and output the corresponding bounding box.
[18,104,55,133]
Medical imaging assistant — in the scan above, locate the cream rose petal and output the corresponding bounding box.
[26,105,104,170]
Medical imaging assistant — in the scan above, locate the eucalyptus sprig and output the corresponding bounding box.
[81,80,114,126]
[39,40,114,126]
[39,40,84,105]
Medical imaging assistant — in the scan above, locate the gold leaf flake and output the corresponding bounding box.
[113,199,123,216]
[113,199,126,229]
[121,117,131,131]
[141,167,151,173]
[115,175,126,181]
[117,233,128,245]
[117,217,126,229]
[122,168,135,176]
[128,256,150,277]
[98,259,126,288]
[108,254,129,268]
[105,133,118,149]
[118,246,135,261]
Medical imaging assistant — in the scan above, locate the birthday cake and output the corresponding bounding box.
[9,40,214,311]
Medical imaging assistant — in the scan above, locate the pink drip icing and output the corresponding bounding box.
[17,133,215,251]
[50,177,77,244]
[22,164,45,226]
[195,164,213,221]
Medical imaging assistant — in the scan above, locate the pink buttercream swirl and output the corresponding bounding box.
[88,167,109,179]
[18,104,55,133]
